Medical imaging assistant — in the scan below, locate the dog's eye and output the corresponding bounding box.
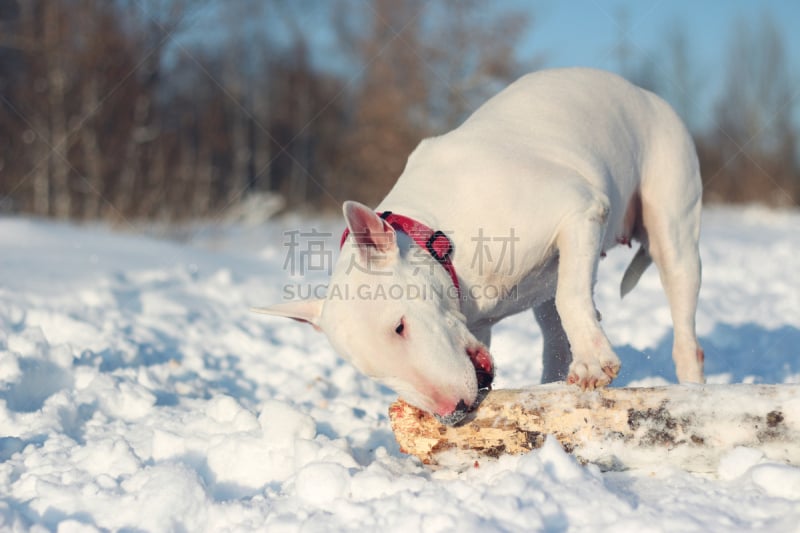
[395,318,406,336]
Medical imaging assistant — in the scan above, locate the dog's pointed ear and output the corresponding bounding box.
[343,201,397,263]
[251,300,324,331]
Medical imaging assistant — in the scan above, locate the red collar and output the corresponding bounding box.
[340,211,461,300]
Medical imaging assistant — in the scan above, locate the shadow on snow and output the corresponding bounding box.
[614,322,800,386]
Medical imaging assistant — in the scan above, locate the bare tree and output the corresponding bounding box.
[333,0,531,206]
[112,0,194,219]
[1,0,532,219]
[424,0,532,130]
[660,21,704,131]
[706,13,798,205]
[334,0,429,205]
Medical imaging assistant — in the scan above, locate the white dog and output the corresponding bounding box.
[255,68,704,425]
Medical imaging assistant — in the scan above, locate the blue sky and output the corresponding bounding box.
[524,0,800,70]
[518,0,800,129]
[178,0,799,132]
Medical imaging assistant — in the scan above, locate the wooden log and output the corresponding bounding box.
[389,383,800,472]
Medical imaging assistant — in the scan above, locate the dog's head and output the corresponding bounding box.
[254,201,493,425]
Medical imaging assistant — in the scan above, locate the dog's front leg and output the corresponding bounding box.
[554,195,620,389]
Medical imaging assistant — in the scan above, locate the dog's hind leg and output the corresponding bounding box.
[534,298,572,383]
[642,198,704,382]
[640,136,704,383]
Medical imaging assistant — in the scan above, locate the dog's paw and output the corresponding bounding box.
[675,347,705,383]
[567,355,620,390]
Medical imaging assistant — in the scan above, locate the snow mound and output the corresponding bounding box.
[0,207,799,531]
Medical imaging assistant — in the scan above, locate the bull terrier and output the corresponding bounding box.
[254,68,704,426]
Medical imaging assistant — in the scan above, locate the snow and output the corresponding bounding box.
[1,206,799,532]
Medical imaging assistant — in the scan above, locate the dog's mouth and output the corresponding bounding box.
[432,345,495,426]
[466,344,494,394]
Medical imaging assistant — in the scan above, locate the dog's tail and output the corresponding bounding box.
[620,245,652,298]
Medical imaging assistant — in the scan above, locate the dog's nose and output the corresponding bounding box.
[434,399,469,426]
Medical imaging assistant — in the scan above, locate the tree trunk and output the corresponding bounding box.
[116,95,150,217]
[389,384,800,472]
[80,76,103,219]
[190,135,212,217]
[140,135,166,219]
[19,1,50,216]
[29,122,50,217]
[44,1,71,219]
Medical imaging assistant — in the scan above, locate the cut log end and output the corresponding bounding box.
[389,384,800,472]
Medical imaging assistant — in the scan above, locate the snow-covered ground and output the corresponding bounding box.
[1,206,799,532]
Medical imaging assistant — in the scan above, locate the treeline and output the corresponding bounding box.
[628,16,799,207]
[0,1,797,223]
[0,0,528,220]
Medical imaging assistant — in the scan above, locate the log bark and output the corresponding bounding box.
[389,384,800,472]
